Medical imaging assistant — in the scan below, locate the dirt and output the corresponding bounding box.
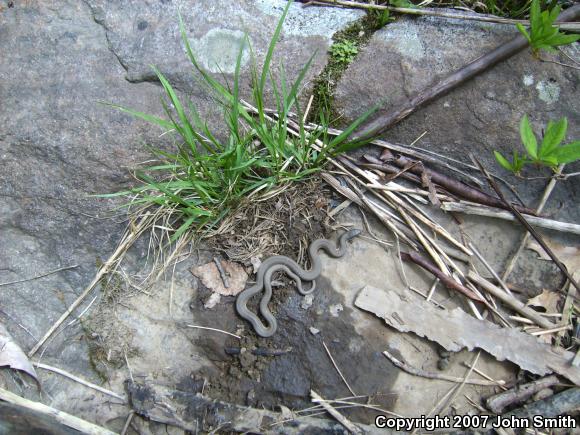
[188,273,399,424]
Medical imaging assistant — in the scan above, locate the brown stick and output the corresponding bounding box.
[384,154,537,215]
[383,349,504,386]
[402,251,483,302]
[352,4,580,139]
[467,271,556,330]
[486,375,560,413]
[473,158,580,294]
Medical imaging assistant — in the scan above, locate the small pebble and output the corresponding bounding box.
[301,294,314,310]
[329,303,343,317]
[309,327,320,335]
[437,358,450,371]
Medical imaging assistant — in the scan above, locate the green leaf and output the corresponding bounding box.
[494,151,514,172]
[259,0,291,97]
[539,117,567,158]
[516,23,531,43]
[100,101,174,130]
[554,141,580,164]
[520,115,538,159]
[530,0,542,33]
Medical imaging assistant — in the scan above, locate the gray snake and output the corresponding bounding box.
[235,229,361,337]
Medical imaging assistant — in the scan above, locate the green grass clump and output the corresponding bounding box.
[102,1,375,242]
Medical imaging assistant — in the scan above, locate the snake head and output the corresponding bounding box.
[345,228,362,240]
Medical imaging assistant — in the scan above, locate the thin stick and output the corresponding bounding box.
[310,390,362,435]
[441,200,580,235]
[383,349,503,386]
[469,242,513,296]
[213,257,230,288]
[322,340,357,396]
[310,0,580,31]
[409,286,446,308]
[503,164,566,280]
[28,214,154,357]
[0,264,79,287]
[474,159,580,294]
[186,324,241,339]
[350,4,580,139]
[462,362,508,391]
[402,252,483,302]
[467,271,555,330]
[426,278,439,302]
[121,411,134,435]
[0,387,117,435]
[303,94,314,124]
[434,352,481,416]
[530,325,572,336]
[33,362,126,402]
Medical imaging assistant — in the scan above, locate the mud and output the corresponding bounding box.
[189,273,399,424]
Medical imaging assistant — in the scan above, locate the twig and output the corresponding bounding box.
[381,154,536,215]
[310,0,580,31]
[473,158,580,294]
[0,264,79,287]
[402,252,483,302]
[467,271,556,330]
[186,324,241,339]
[121,411,135,435]
[441,200,580,236]
[0,387,117,435]
[33,362,126,402]
[434,352,481,416]
[462,362,508,391]
[350,4,580,139]
[503,164,566,280]
[322,340,357,396]
[539,56,580,70]
[409,286,446,308]
[530,325,572,336]
[212,257,230,288]
[469,242,512,296]
[310,390,363,435]
[486,375,559,414]
[383,349,503,386]
[0,308,37,341]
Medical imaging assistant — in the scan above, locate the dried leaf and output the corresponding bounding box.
[0,322,37,381]
[355,286,580,384]
[527,289,561,314]
[527,239,580,281]
[191,261,248,297]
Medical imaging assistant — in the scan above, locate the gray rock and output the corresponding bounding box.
[335,14,580,223]
[0,0,361,428]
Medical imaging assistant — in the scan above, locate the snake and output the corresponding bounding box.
[235,229,361,337]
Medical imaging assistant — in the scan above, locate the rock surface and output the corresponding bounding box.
[1,0,579,432]
[0,0,362,430]
[335,15,580,222]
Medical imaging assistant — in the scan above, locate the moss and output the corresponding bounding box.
[308,13,387,124]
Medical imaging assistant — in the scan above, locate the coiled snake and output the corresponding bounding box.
[235,229,361,337]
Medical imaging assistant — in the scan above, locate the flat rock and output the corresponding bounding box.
[335,13,580,223]
[0,0,361,430]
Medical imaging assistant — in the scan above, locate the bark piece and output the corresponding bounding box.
[354,286,580,384]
